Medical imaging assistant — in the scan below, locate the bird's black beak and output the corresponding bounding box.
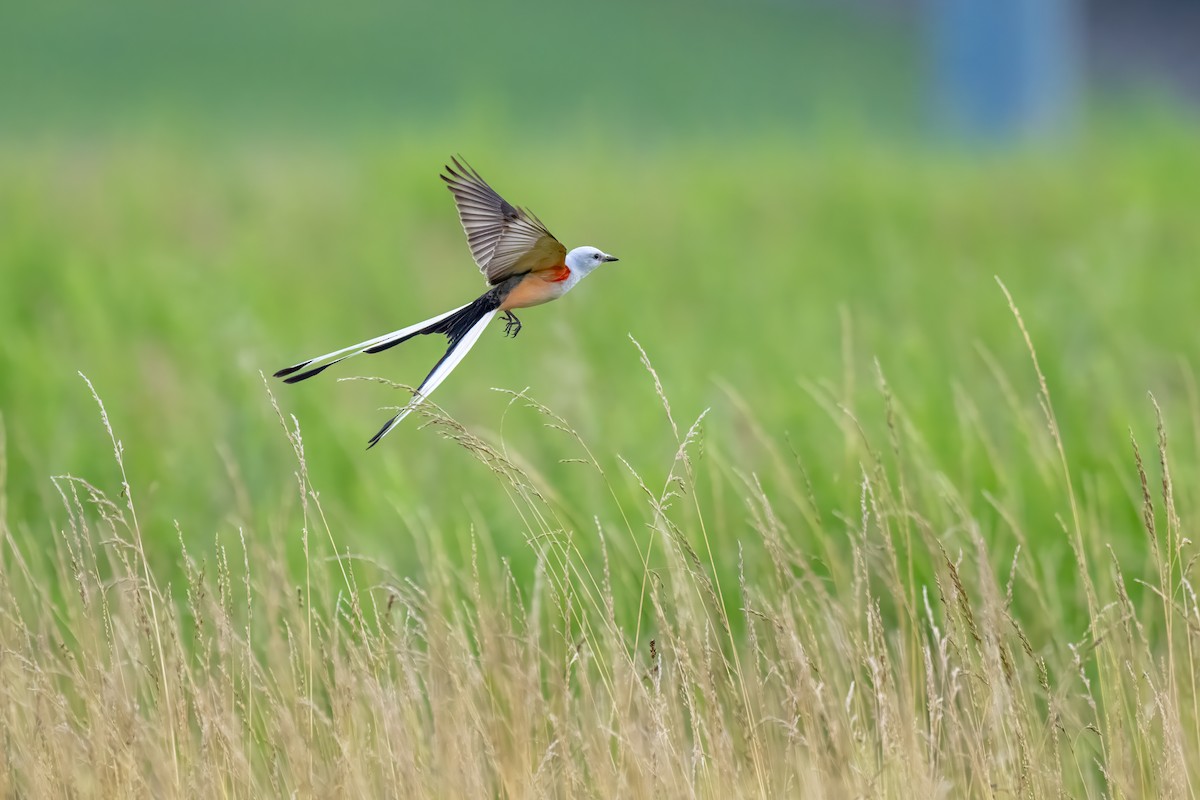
[603,254,620,263]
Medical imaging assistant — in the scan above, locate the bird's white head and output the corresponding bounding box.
[566,246,619,277]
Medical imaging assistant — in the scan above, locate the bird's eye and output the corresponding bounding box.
[594,253,601,259]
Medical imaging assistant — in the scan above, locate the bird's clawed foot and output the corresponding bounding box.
[502,311,523,338]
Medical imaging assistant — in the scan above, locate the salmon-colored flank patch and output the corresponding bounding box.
[501,269,570,309]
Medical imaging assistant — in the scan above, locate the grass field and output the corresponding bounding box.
[2,120,1200,796]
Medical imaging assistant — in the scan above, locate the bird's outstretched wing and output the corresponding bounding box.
[442,157,568,284]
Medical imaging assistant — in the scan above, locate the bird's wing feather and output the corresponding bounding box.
[442,157,567,283]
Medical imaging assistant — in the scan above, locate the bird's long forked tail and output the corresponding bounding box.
[365,306,497,448]
[273,296,499,448]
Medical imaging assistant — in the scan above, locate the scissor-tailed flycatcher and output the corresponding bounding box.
[274,157,619,448]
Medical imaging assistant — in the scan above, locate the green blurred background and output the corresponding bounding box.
[2,0,1199,610]
[0,1,916,136]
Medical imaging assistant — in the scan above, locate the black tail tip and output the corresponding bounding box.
[273,360,311,379]
[366,416,397,449]
[282,362,336,384]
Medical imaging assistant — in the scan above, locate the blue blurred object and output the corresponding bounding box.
[930,0,1081,142]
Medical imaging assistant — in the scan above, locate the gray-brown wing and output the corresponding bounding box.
[441,157,568,284]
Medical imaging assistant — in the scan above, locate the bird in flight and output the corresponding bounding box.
[274,157,619,448]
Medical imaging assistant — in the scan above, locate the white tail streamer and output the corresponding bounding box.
[274,303,471,384]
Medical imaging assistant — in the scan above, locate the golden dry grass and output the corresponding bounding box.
[2,304,1197,799]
